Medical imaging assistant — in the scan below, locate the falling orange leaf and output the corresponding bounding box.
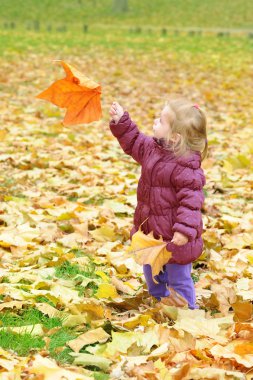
[36,60,102,125]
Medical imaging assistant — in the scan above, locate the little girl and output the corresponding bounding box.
[109,98,207,309]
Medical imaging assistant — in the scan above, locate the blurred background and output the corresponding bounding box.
[0,0,253,56]
[1,0,253,28]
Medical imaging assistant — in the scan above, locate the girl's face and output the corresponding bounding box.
[153,105,175,140]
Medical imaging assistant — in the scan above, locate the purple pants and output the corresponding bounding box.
[143,263,198,309]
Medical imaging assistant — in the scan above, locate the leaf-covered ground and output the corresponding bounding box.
[0,39,253,379]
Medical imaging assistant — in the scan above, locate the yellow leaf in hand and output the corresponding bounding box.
[126,228,172,284]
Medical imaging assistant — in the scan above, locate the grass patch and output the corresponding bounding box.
[0,0,253,29]
[0,307,63,330]
[49,327,78,364]
[55,260,99,280]
[0,308,79,364]
[55,260,100,297]
[0,330,45,356]
[70,248,91,258]
[51,346,75,365]
[0,276,10,283]
[0,28,252,59]
[93,373,110,380]
[191,273,199,283]
[35,295,56,307]
[0,324,79,363]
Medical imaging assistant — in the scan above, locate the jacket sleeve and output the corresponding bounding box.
[171,164,206,242]
[109,111,153,164]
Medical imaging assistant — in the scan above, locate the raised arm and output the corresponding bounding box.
[171,163,206,242]
[109,103,153,164]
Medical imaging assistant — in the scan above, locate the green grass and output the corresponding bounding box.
[191,273,199,283]
[0,322,109,368]
[51,346,76,364]
[71,248,91,258]
[48,327,78,363]
[1,0,252,60]
[55,260,98,279]
[0,330,45,356]
[0,306,110,373]
[0,307,64,330]
[35,295,57,307]
[55,260,100,296]
[0,276,10,283]
[0,307,78,363]
[0,28,252,60]
[94,373,110,380]
[0,0,253,29]
[0,325,78,364]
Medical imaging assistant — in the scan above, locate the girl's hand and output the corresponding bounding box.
[109,101,124,124]
[171,231,189,246]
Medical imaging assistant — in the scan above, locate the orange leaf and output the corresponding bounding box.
[232,300,253,322]
[234,342,253,355]
[36,60,102,125]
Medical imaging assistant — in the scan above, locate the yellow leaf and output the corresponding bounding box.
[68,300,108,320]
[62,314,88,328]
[188,367,245,380]
[211,340,253,368]
[110,276,136,295]
[127,228,172,284]
[0,324,44,336]
[0,129,7,141]
[95,283,119,299]
[49,284,81,304]
[0,300,26,312]
[29,354,91,379]
[173,314,234,344]
[56,212,75,221]
[224,154,251,169]
[94,270,110,282]
[107,251,142,274]
[223,233,253,250]
[102,200,133,214]
[154,358,173,379]
[35,302,65,319]
[247,252,253,264]
[70,352,112,372]
[67,327,110,353]
[90,225,117,242]
[113,314,151,329]
[105,330,159,356]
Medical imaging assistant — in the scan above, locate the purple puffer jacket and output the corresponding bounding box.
[109,111,206,265]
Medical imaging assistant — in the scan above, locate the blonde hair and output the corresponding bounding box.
[164,97,208,162]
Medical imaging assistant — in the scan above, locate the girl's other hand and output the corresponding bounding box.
[171,231,189,246]
[109,101,124,124]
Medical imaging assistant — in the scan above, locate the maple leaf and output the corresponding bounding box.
[126,228,172,284]
[36,60,102,125]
